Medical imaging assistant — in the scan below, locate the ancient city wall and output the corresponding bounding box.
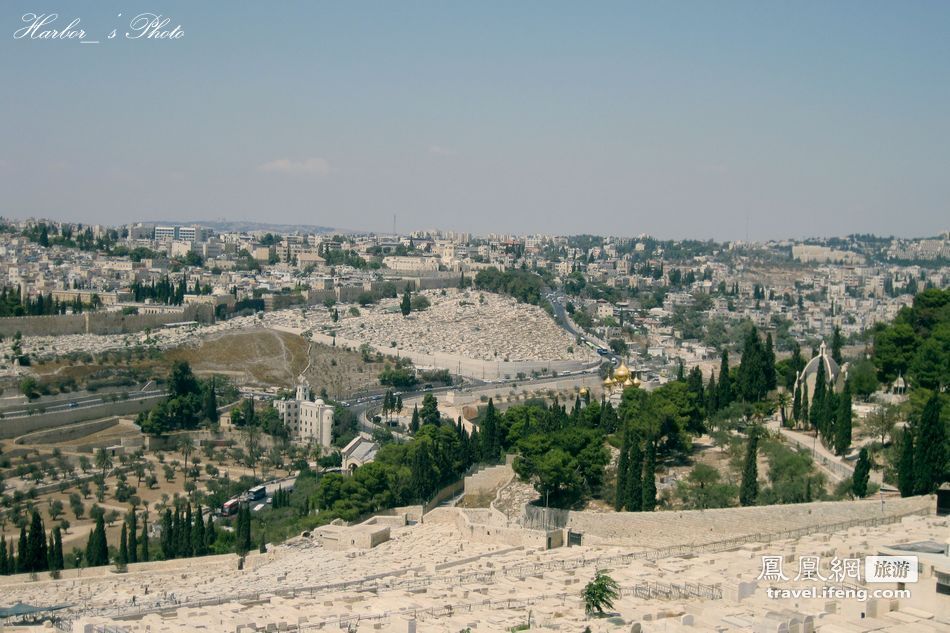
[525,495,934,549]
[0,304,212,338]
[15,417,119,445]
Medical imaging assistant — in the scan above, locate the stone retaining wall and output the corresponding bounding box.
[0,304,212,338]
[535,495,934,548]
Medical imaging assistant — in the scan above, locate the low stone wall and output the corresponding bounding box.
[15,417,119,445]
[0,395,163,439]
[528,495,935,549]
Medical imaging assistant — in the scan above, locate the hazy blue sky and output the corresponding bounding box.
[2,2,948,239]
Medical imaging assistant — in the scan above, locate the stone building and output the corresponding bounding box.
[274,379,333,448]
[794,340,848,405]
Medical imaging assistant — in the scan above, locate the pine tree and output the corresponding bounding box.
[118,523,129,566]
[833,382,852,456]
[897,429,916,497]
[717,351,732,408]
[641,439,657,511]
[739,432,759,507]
[914,392,947,495]
[626,437,643,512]
[852,448,871,498]
[614,430,630,511]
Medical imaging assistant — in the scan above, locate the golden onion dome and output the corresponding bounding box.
[579,387,589,396]
[632,375,641,387]
[603,376,614,386]
[623,377,634,387]
[613,363,630,381]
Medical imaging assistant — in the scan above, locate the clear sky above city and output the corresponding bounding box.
[2,2,948,240]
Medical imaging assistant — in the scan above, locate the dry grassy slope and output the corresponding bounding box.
[167,329,380,397]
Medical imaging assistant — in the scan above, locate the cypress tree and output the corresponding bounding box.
[118,523,129,566]
[801,383,809,424]
[206,514,217,548]
[739,432,759,507]
[480,399,499,462]
[161,509,174,560]
[641,439,657,511]
[914,392,947,495]
[52,527,64,572]
[410,405,420,434]
[810,360,826,431]
[87,515,108,567]
[128,510,138,564]
[852,448,870,498]
[140,514,150,562]
[717,351,732,408]
[792,382,802,424]
[27,510,49,572]
[820,390,837,446]
[182,504,193,558]
[626,437,643,512]
[706,371,718,416]
[833,382,852,456]
[0,537,8,575]
[614,429,629,511]
[15,527,27,573]
[194,508,206,556]
[897,429,915,497]
[764,333,777,391]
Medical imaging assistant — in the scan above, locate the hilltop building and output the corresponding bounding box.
[274,378,334,448]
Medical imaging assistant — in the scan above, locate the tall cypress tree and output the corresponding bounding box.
[182,504,193,558]
[193,508,206,556]
[641,439,657,512]
[706,371,718,417]
[801,383,809,424]
[87,515,108,567]
[614,429,630,511]
[792,382,802,424]
[118,523,129,566]
[897,429,916,497]
[16,527,27,573]
[0,537,8,575]
[914,392,947,495]
[810,360,826,431]
[764,333,777,391]
[140,514,150,562]
[626,437,643,512]
[717,351,732,408]
[127,510,138,564]
[852,448,870,498]
[410,405,420,434]
[833,382,852,456]
[480,399,499,462]
[27,510,49,572]
[739,432,759,507]
[161,509,174,560]
[820,390,837,445]
[51,527,64,572]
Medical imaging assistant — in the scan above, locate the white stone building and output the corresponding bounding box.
[274,380,334,448]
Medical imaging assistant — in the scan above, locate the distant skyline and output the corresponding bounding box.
[2,2,949,240]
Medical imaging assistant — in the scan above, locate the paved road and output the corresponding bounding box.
[1,390,165,419]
